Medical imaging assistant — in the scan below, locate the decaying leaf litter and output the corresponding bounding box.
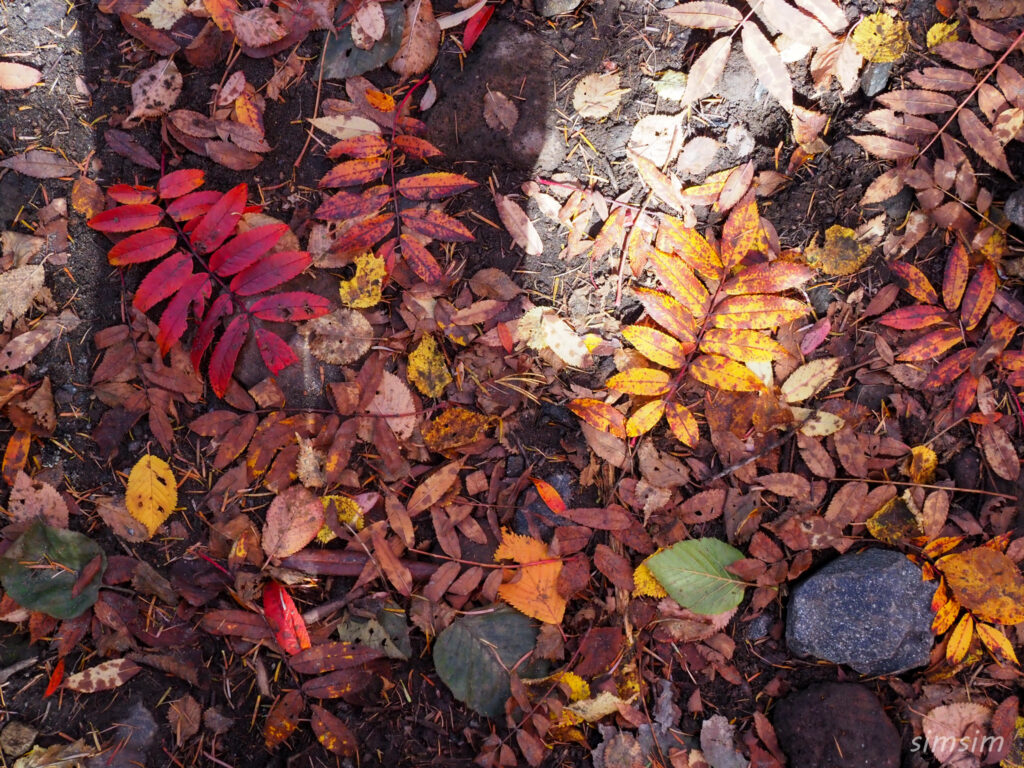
[1,0,1024,765]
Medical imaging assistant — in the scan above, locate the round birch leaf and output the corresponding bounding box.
[483,91,519,132]
[938,547,1024,625]
[645,538,746,615]
[262,486,326,560]
[302,309,373,365]
[573,72,626,119]
[125,455,177,537]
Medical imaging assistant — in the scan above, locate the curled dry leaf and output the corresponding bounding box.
[573,72,626,119]
[483,91,519,132]
[493,192,543,256]
[126,59,182,125]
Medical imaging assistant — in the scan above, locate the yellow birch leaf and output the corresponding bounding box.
[633,559,668,598]
[938,548,1024,625]
[803,225,873,276]
[852,13,910,63]
[904,445,938,484]
[926,20,958,48]
[407,335,452,398]
[125,455,177,538]
[338,251,386,308]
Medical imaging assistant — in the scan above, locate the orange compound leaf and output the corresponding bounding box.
[88,203,165,233]
[157,169,205,199]
[921,347,974,390]
[133,252,193,312]
[890,260,939,305]
[946,612,974,665]
[393,134,443,160]
[977,622,1019,665]
[190,183,247,254]
[255,328,298,376]
[723,262,814,295]
[166,190,222,222]
[315,187,390,220]
[633,286,696,346]
[568,398,627,439]
[961,261,997,330]
[229,251,312,296]
[877,305,948,330]
[263,689,304,750]
[710,294,808,330]
[665,401,700,447]
[157,273,212,355]
[626,399,666,438]
[327,134,388,159]
[107,227,178,265]
[623,325,688,368]
[897,326,962,362]
[606,367,672,397]
[209,315,249,398]
[318,157,389,188]
[250,292,332,322]
[263,581,311,656]
[650,249,710,319]
[311,705,358,757]
[44,657,64,698]
[208,222,289,276]
[107,184,157,205]
[656,216,722,281]
[400,235,444,283]
[401,208,475,242]
[531,477,568,515]
[720,194,765,270]
[942,240,969,311]
[397,172,477,201]
[699,328,788,363]
[951,372,979,421]
[931,595,961,635]
[690,354,765,392]
[463,3,494,51]
[191,293,233,370]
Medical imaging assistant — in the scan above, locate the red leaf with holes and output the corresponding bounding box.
[190,183,247,254]
[255,328,298,375]
[209,223,289,275]
[209,315,249,397]
[107,227,178,265]
[88,204,165,232]
[229,251,311,296]
[157,169,205,199]
[250,292,332,322]
[401,208,475,242]
[108,184,157,204]
[263,580,311,655]
[191,293,234,370]
[463,4,494,50]
[157,273,212,354]
[532,477,567,515]
[134,252,193,312]
[166,190,222,221]
[44,657,64,698]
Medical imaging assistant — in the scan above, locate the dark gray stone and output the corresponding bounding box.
[535,0,583,16]
[1005,188,1024,228]
[773,683,900,768]
[861,62,893,97]
[786,548,934,675]
[515,469,575,537]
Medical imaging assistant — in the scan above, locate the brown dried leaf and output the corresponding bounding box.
[741,21,793,112]
[389,0,441,77]
[262,486,326,559]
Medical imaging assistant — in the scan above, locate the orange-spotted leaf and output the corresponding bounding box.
[626,399,666,437]
[931,595,960,635]
[650,249,710,318]
[319,157,389,188]
[723,261,814,295]
[720,194,765,270]
[665,401,699,446]
[699,328,788,362]
[921,347,974,390]
[623,325,688,368]
[710,294,808,330]
[977,621,1018,665]
[311,705,357,756]
[942,241,969,311]
[396,172,477,200]
[633,286,696,346]
[890,261,938,305]
[531,477,567,515]
[88,203,165,232]
[263,580,311,655]
[569,398,627,439]
[946,611,974,665]
[656,217,722,280]
[263,689,304,750]
[493,528,565,624]
[897,326,962,362]
[606,367,672,396]
[689,354,765,392]
[960,261,997,330]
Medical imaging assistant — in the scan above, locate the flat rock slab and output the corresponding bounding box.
[786,548,934,675]
[773,683,900,768]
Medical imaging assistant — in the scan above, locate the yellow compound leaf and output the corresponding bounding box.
[626,399,666,438]
[125,455,177,538]
[938,547,1024,625]
[606,367,672,396]
[927,20,959,48]
[945,611,974,665]
[852,13,910,63]
[407,334,452,398]
[338,251,386,308]
[803,225,873,276]
[494,528,565,624]
[905,445,938,484]
[633,559,668,598]
[976,621,1019,665]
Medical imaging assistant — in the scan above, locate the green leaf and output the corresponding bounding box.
[0,520,106,619]
[321,2,405,80]
[433,606,547,718]
[336,601,412,661]
[645,538,747,615]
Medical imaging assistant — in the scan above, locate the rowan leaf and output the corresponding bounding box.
[157,168,205,199]
[740,21,793,112]
[568,398,627,439]
[125,456,177,538]
[946,612,975,665]
[680,37,731,106]
[263,581,311,655]
[976,622,1019,665]
[959,110,1014,178]
[961,261,997,330]
[626,399,666,438]
[0,61,41,90]
[623,325,688,368]
[665,401,699,446]
[661,1,741,29]
[531,478,567,515]
[723,262,814,295]
[650,249,709,318]
[780,357,840,403]
[606,367,672,396]
[710,294,808,330]
[699,328,788,362]
[88,204,165,233]
[645,538,747,615]
[190,183,247,254]
[397,172,477,200]
[407,335,452,398]
[208,223,288,275]
[401,208,474,242]
[250,292,332,322]
[897,326,962,362]
[107,228,178,265]
[311,705,358,756]
[229,251,311,296]
[689,354,765,391]
[263,690,304,750]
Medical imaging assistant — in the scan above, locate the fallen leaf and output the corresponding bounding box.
[852,12,910,63]
[407,334,452,398]
[301,309,373,365]
[135,0,189,29]
[483,91,519,132]
[803,224,872,275]
[389,0,441,77]
[494,528,565,624]
[64,659,141,693]
[125,455,177,538]
[0,150,77,179]
[573,72,626,119]
[126,59,182,124]
[493,192,543,255]
[262,486,325,560]
[0,61,41,90]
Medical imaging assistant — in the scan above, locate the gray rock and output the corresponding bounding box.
[515,469,575,537]
[786,548,934,675]
[773,683,900,768]
[1005,188,1024,228]
[861,62,892,98]
[535,0,583,16]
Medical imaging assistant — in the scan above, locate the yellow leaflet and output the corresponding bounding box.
[316,496,365,543]
[125,455,177,538]
[926,20,958,48]
[802,225,872,276]
[633,558,668,598]
[407,334,452,398]
[852,13,910,63]
[339,251,386,308]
